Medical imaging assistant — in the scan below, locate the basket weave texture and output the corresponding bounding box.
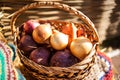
[10,1,100,80]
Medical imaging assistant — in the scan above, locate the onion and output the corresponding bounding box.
[32,23,52,44]
[50,49,79,67]
[50,30,68,50]
[23,20,40,34]
[18,35,37,53]
[29,47,51,66]
[70,36,93,60]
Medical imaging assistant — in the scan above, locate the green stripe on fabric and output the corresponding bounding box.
[0,50,6,80]
[7,43,16,61]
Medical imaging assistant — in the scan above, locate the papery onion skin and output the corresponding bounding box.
[32,23,52,44]
[62,23,77,47]
[50,31,69,50]
[70,36,93,60]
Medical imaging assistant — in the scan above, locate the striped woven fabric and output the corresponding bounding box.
[97,51,114,80]
[0,40,25,80]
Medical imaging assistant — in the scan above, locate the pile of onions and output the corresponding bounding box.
[20,20,93,66]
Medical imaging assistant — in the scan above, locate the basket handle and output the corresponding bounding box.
[10,1,99,42]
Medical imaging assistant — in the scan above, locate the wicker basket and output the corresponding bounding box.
[10,2,100,80]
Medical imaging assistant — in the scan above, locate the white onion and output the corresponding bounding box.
[50,30,69,50]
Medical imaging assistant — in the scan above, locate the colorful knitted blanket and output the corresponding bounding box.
[97,51,114,80]
[0,41,26,80]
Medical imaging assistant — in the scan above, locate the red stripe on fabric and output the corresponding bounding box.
[97,51,113,80]
[0,42,13,80]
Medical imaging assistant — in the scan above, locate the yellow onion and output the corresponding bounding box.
[70,36,93,60]
[32,23,52,44]
[50,30,68,50]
